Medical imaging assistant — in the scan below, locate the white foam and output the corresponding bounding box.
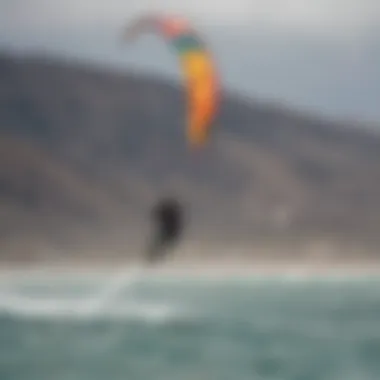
[82,266,144,314]
[0,292,185,324]
[0,265,192,323]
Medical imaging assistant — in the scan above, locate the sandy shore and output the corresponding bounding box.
[1,257,380,278]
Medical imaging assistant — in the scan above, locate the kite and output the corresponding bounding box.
[123,14,220,147]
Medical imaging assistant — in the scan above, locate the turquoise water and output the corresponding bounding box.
[1,271,380,380]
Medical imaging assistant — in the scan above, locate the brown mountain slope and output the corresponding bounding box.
[0,134,144,260]
[0,52,380,261]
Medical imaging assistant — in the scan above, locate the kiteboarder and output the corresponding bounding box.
[146,197,184,265]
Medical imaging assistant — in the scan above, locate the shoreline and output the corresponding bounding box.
[1,257,380,278]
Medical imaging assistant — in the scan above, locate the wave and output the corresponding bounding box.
[0,266,195,324]
[0,292,193,325]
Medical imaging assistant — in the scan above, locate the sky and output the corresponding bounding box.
[0,0,379,125]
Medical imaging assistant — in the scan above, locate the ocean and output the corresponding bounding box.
[0,267,380,380]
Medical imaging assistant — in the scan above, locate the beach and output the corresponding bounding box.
[1,254,380,279]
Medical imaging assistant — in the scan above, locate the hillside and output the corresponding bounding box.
[0,52,380,261]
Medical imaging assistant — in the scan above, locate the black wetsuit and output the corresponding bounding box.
[146,198,184,264]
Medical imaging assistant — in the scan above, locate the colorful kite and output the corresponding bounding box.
[123,14,220,148]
